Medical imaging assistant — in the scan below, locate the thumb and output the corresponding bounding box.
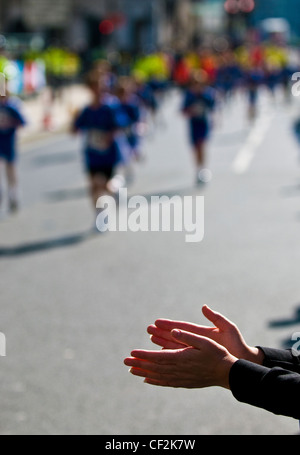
[171,329,214,350]
[202,305,234,331]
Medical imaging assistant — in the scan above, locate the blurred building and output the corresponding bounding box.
[73,0,198,53]
[0,0,197,54]
[191,0,225,32]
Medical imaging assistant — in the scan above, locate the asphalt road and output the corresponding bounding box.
[1,88,300,435]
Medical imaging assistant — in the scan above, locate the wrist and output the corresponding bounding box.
[218,354,238,390]
[244,346,265,365]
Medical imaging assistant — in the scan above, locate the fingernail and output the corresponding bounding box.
[172,329,181,338]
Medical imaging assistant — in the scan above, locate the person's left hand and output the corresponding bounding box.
[124,329,238,390]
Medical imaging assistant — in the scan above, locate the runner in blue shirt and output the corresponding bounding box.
[182,71,216,185]
[73,71,128,225]
[0,83,26,213]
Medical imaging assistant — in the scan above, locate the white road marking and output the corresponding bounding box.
[232,109,275,174]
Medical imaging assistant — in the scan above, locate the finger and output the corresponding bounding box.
[154,319,216,339]
[129,367,174,382]
[144,378,198,389]
[125,357,175,374]
[150,335,184,350]
[124,357,151,369]
[148,325,186,348]
[144,378,166,387]
[171,330,215,351]
[130,368,152,379]
[130,366,196,388]
[155,319,204,333]
[202,306,234,331]
[147,325,177,342]
[130,349,178,365]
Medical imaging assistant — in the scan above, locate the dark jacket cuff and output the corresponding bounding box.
[259,346,300,373]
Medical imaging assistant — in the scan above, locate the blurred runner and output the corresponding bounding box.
[173,54,191,89]
[0,77,26,213]
[133,72,158,139]
[92,59,117,93]
[264,60,281,99]
[182,70,216,185]
[244,63,264,122]
[72,70,126,229]
[115,77,143,184]
[219,50,243,101]
[293,115,300,164]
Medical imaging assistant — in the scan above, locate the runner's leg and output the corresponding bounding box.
[0,158,5,208]
[6,162,19,212]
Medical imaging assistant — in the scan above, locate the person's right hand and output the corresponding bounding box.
[147,305,265,365]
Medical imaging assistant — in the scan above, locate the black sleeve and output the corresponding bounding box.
[229,360,300,420]
[259,347,300,374]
